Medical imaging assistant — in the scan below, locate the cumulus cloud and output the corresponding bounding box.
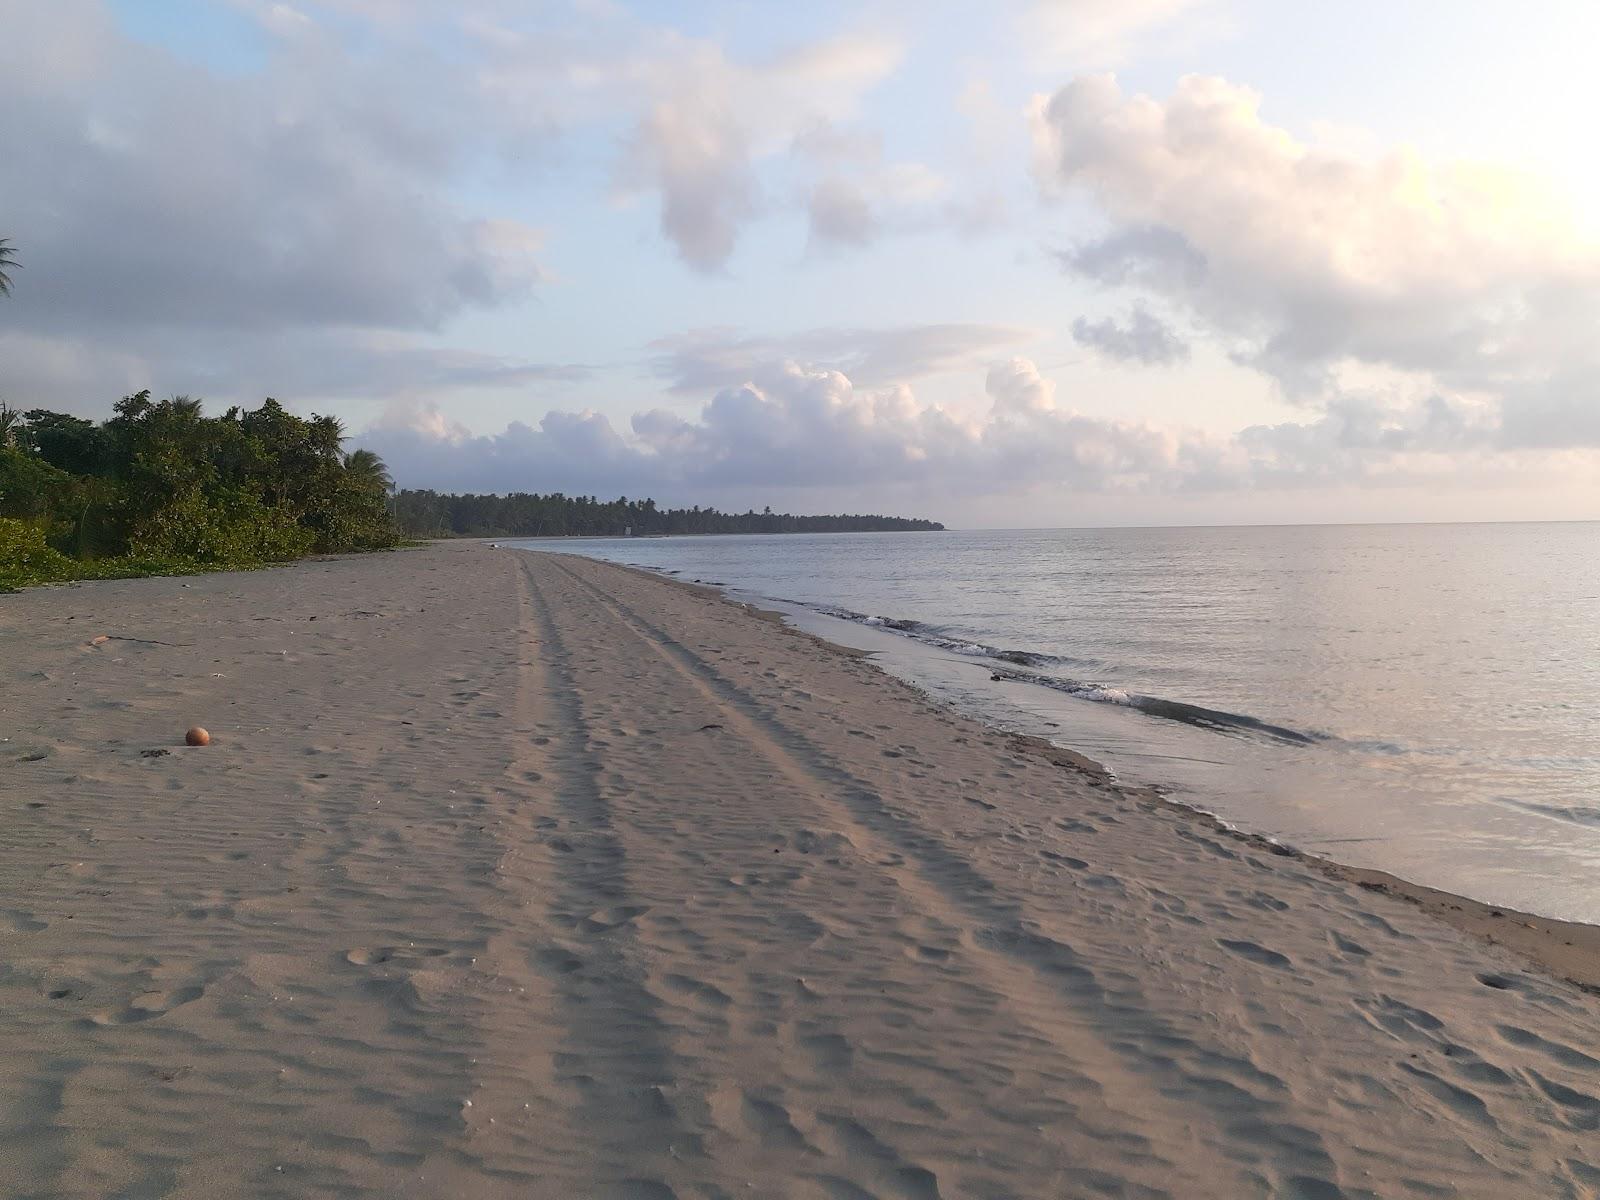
[1071,308,1189,365]
[357,357,1187,497]
[1033,72,1600,448]
[1032,73,1600,384]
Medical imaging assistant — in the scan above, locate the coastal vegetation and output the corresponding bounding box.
[0,397,943,592]
[393,489,945,538]
[0,395,397,591]
[0,395,944,592]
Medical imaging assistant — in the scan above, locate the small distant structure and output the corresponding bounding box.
[624,525,633,537]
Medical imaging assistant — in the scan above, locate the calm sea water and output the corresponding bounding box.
[511,524,1600,922]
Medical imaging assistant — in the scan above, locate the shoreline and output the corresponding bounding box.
[595,551,1600,994]
[6,542,1600,1196]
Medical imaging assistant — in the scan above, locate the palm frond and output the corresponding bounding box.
[0,239,18,298]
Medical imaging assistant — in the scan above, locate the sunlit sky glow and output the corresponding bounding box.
[3,0,1598,525]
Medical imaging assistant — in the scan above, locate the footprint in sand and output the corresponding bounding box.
[1040,850,1089,870]
[1496,1024,1600,1071]
[90,985,205,1026]
[1216,938,1292,969]
[1328,931,1371,957]
[662,973,733,1009]
[582,905,650,933]
[532,946,584,976]
[741,1093,812,1150]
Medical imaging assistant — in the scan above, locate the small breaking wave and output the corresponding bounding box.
[1495,798,1600,827]
[806,604,1076,669]
[805,602,1325,748]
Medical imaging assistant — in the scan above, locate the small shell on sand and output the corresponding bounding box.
[185,727,211,747]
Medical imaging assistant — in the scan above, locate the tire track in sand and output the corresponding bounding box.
[523,557,1177,1195]
[533,554,1319,1195]
[502,558,698,1198]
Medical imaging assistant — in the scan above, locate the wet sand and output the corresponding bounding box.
[3,542,1599,1198]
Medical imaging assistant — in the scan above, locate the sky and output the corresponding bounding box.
[2,0,1599,527]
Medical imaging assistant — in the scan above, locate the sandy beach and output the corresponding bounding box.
[3,542,1599,1198]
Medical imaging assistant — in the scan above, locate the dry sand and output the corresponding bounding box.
[3,542,1599,1199]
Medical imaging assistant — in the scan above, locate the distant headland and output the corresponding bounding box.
[393,489,945,538]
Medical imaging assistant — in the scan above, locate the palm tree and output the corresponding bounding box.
[0,403,20,448]
[309,413,347,461]
[0,240,18,297]
[343,448,393,494]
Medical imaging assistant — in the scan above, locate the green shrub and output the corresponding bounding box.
[128,488,314,565]
[0,517,77,590]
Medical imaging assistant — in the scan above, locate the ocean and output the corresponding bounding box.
[508,523,1600,922]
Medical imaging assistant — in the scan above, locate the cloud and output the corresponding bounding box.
[650,324,1038,392]
[621,69,759,272]
[1497,366,1600,449]
[0,1,545,337]
[1033,72,1600,447]
[357,347,1587,508]
[1228,393,1500,487]
[794,122,952,248]
[614,34,903,269]
[1033,75,1600,384]
[1059,225,1207,291]
[1071,308,1189,365]
[807,177,879,246]
[0,2,919,414]
[357,356,1185,497]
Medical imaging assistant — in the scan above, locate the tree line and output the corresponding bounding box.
[1,394,396,590]
[394,490,944,538]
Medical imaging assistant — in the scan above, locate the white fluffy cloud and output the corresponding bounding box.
[359,357,1184,497]
[1032,72,1600,449]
